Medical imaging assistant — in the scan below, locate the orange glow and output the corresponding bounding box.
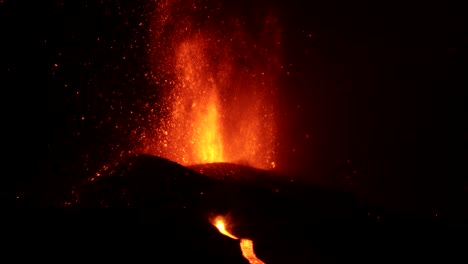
[240,239,265,264]
[143,0,282,170]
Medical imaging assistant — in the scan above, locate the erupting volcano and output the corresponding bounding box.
[139,0,282,170]
[10,0,462,263]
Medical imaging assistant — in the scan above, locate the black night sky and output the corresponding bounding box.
[3,0,467,227]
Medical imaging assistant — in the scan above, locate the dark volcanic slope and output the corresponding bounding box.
[15,155,247,264]
[13,155,464,263]
[190,162,465,263]
[72,154,214,209]
[190,162,279,181]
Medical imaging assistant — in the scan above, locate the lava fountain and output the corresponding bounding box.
[141,0,282,170]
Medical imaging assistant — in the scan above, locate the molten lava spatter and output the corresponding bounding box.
[141,0,282,169]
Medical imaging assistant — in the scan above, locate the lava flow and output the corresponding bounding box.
[240,239,265,264]
[212,216,265,264]
[141,0,282,170]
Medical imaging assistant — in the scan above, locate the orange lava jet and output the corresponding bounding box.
[212,216,265,264]
[214,217,238,240]
[142,0,282,170]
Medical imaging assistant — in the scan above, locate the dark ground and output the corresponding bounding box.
[8,154,467,263]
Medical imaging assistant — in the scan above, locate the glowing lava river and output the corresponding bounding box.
[213,216,266,264]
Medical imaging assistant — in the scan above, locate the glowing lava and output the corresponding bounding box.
[171,37,226,164]
[214,217,238,240]
[212,216,265,264]
[240,239,265,264]
[142,0,282,170]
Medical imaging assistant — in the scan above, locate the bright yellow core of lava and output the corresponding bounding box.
[215,219,238,240]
